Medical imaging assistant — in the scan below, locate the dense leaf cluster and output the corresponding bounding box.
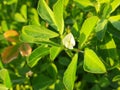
[0,0,120,90]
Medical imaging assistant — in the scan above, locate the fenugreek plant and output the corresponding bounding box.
[0,0,120,90]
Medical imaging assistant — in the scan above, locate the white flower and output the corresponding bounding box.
[62,33,75,49]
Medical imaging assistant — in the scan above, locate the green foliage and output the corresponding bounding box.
[0,0,120,90]
[95,19,108,40]
[20,25,59,43]
[63,53,78,90]
[79,16,99,49]
[83,48,106,73]
[37,0,64,34]
[50,46,62,61]
[0,69,12,88]
[27,45,50,67]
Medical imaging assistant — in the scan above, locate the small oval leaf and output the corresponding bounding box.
[28,46,50,67]
[14,13,26,22]
[50,46,62,61]
[83,48,106,73]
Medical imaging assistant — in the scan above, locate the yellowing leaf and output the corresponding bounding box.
[1,46,19,64]
[19,43,32,57]
[4,30,19,42]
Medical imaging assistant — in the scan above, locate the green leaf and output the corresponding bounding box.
[0,60,4,69]
[20,33,60,46]
[47,63,58,79]
[63,53,78,90]
[1,20,8,31]
[109,15,120,21]
[83,48,106,73]
[100,34,118,67]
[97,0,109,3]
[0,84,8,90]
[104,35,118,60]
[99,77,110,87]
[50,46,62,61]
[58,57,70,66]
[101,3,111,18]
[53,0,64,35]
[28,46,50,67]
[29,8,40,25]
[71,22,79,39]
[95,19,108,41]
[110,0,120,13]
[20,25,59,44]
[109,15,120,31]
[74,0,93,8]
[107,21,120,39]
[79,16,99,48]
[64,0,69,6]
[37,0,64,35]
[32,74,53,90]
[3,0,17,5]
[20,33,34,43]
[22,25,59,39]
[55,79,65,90]
[0,69,12,88]
[14,13,26,22]
[112,75,120,82]
[91,84,101,90]
[110,21,120,31]
[20,4,27,20]
[37,0,57,29]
